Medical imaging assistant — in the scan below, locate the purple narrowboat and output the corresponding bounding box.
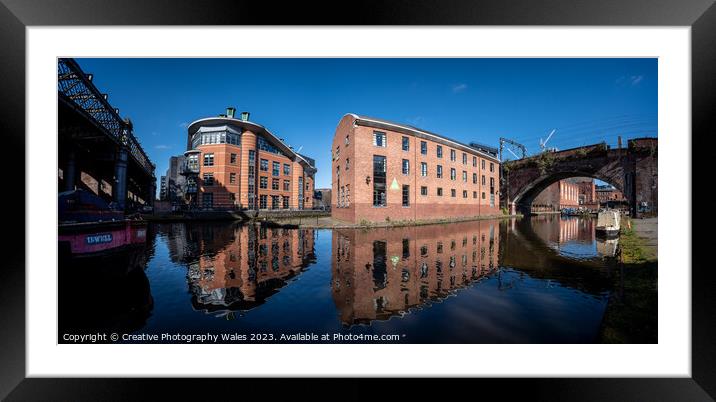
[58,189,148,257]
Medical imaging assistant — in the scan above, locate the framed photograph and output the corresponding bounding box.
[1,0,713,399]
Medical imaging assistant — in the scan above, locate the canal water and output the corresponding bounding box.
[59,215,621,343]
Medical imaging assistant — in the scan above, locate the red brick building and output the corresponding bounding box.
[184,107,316,210]
[531,179,582,212]
[596,185,627,204]
[331,114,501,223]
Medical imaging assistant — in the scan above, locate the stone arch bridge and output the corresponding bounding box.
[502,138,657,217]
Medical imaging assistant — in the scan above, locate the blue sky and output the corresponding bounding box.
[74,58,657,189]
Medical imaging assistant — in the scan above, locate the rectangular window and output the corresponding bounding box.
[271,195,279,209]
[283,180,290,191]
[482,192,486,200]
[473,156,477,167]
[450,149,456,161]
[203,173,214,186]
[229,173,236,184]
[490,162,495,172]
[481,160,486,170]
[450,168,456,181]
[272,161,280,176]
[283,164,291,175]
[202,192,213,208]
[473,191,477,198]
[421,162,428,177]
[373,131,387,147]
[473,173,477,184]
[402,136,410,151]
[248,150,255,164]
[230,153,237,164]
[345,134,350,145]
[282,196,289,209]
[462,171,467,182]
[402,159,410,175]
[437,145,443,158]
[420,141,427,155]
[345,158,350,171]
[437,165,443,178]
[203,153,214,166]
[259,194,267,209]
[490,177,495,193]
[437,187,443,196]
[272,178,279,190]
[260,176,268,189]
[463,190,468,198]
[462,153,467,164]
[373,155,387,207]
[482,175,486,185]
[402,185,410,207]
[451,189,456,197]
[420,186,428,196]
[260,158,268,171]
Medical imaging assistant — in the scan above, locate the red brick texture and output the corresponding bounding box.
[331,114,501,223]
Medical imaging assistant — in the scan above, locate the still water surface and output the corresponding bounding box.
[59,215,621,343]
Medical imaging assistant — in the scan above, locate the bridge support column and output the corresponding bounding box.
[64,149,76,192]
[113,148,128,211]
[509,201,516,216]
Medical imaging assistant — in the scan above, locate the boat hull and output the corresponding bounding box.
[58,220,147,257]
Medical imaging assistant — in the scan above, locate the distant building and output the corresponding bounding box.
[331,113,500,224]
[314,188,332,210]
[532,178,583,212]
[182,107,317,210]
[596,184,627,205]
[159,175,167,200]
[160,155,187,203]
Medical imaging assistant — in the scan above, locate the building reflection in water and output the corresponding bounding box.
[166,223,317,316]
[528,215,617,259]
[332,220,500,326]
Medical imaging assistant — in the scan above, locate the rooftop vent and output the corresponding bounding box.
[226,107,236,118]
[241,111,250,121]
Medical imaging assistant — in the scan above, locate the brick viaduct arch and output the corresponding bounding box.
[502,139,657,217]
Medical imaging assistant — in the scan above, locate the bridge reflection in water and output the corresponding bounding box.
[332,221,499,326]
[60,215,628,343]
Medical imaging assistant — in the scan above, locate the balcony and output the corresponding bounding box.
[181,163,200,176]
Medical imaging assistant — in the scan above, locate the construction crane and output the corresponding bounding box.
[539,129,559,152]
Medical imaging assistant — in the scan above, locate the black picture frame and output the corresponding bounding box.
[1,0,713,400]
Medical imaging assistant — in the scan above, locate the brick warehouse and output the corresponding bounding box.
[183,107,316,210]
[331,114,500,223]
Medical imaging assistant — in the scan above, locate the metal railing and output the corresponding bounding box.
[58,58,155,177]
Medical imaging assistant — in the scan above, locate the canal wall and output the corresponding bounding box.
[268,213,522,229]
[143,209,330,222]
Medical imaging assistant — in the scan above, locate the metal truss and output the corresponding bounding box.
[58,58,155,178]
[499,137,527,162]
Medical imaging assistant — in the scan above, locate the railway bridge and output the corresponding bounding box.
[58,58,156,211]
[502,139,657,217]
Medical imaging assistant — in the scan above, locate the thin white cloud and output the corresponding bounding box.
[452,83,468,93]
[178,122,189,128]
[406,116,425,126]
[154,144,171,150]
[630,75,643,86]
